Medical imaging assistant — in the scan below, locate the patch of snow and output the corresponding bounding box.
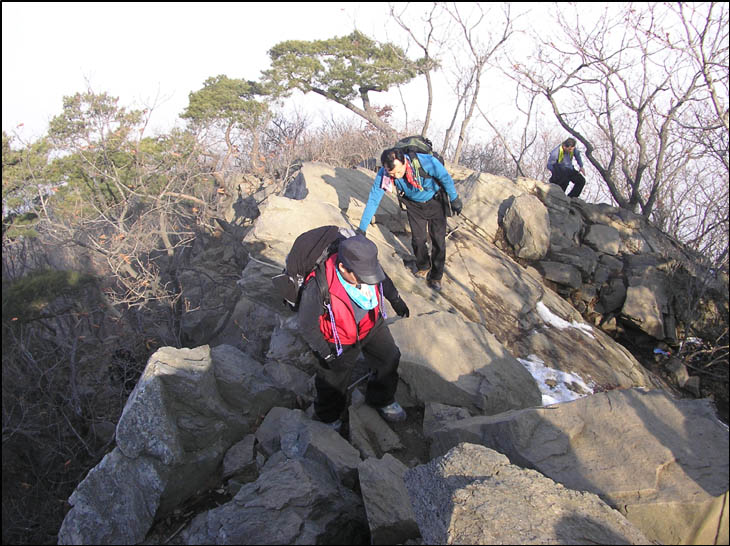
[536,301,595,339]
[518,354,594,406]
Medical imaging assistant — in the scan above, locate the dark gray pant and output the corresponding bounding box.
[550,168,585,198]
[314,318,401,423]
[404,197,447,280]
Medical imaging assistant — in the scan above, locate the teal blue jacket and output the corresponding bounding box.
[359,153,458,232]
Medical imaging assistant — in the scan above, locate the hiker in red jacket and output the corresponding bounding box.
[297,234,410,429]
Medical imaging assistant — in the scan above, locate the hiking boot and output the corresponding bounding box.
[427,278,442,291]
[322,418,342,432]
[375,401,407,423]
[414,268,429,279]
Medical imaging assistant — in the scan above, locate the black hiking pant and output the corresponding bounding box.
[550,168,585,198]
[313,318,401,423]
[404,197,447,281]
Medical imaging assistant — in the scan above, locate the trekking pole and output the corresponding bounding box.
[348,371,373,391]
[247,252,283,270]
[445,221,462,239]
[457,212,492,241]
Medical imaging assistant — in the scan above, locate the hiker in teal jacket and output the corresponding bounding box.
[359,148,462,291]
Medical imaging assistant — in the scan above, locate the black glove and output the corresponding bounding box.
[450,196,463,216]
[356,227,367,237]
[314,352,337,370]
[391,297,410,318]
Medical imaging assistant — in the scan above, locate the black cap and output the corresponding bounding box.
[339,235,385,285]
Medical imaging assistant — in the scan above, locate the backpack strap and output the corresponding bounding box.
[313,259,343,356]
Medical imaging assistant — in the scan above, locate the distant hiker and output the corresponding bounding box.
[547,138,586,198]
[359,146,462,292]
[297,233,410,428]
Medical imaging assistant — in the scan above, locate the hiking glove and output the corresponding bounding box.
[450,197,463,216]
[391,297,410,318]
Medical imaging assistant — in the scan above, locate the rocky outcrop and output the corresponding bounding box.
[427,388,729,545]
[181,457,368,545]
[58,345,301,545]
[404,443,650,545]
[485,175,728,350]
[58,161,728,545]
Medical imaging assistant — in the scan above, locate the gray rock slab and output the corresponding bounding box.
[257,407,362,488]
[222,434,257,480]
[548,245,599,277]
[181,458,368,545]
[537,261,582,289]
[359,454,421,545]
[427,389,729,545]
[390,311,542,415]
[585,224,621,255]
[348,402,404,459]
[58,449,167,545]
[404,443,650,545]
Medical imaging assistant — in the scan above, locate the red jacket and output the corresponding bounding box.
[318,253,382,346]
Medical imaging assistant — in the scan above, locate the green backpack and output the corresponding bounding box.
[392,136,452,216]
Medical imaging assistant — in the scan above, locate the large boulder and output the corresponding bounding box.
[391,311,542,415]
[404,443,650,545]
[428,389,729,545]
[502,193,551,260]
[58,345,301,544]
[181,458,368,545]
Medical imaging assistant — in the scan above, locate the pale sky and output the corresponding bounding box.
[3,2,560,149]
[2,2,402,142]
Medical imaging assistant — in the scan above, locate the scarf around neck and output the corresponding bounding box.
[380,157,423,192]
[558,146,574,164]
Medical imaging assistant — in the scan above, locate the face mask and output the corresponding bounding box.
[336,270,379,310]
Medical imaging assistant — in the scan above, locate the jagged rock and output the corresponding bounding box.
[59,345,301,544]
[459,171,527,240]
[622,279,669,339]
[58,449,167,545]
[537,260,582,288]
[255,406,292,456]
[211,344,298,417]
[404,443,650,545]
[573,201,623,225]
[222,434,257,481]
[58,160,728,545]
[548,245,599,278]
[549,207,584,251]
[428,389,729,545]
[600,277,627,314]
[358,454,420,545]
[502,193,551,260]
[236,163,654,413]
[534,179,572,215]
[665,356,690,388]
[256,407,362,488]
[181,458,369,545]
[348,392,404,459]
[584,224,621,255]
